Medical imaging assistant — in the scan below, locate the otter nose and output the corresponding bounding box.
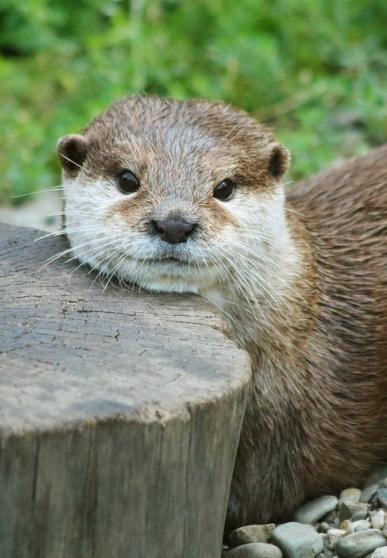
[152,217,196,244]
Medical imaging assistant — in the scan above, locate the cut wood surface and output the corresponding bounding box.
[0,223,251,558]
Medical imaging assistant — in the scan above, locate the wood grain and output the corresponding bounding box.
[0,223,251,558]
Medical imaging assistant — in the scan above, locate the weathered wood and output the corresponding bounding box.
[0,223,251,558]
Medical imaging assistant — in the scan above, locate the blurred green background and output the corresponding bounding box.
[1,0,386,204]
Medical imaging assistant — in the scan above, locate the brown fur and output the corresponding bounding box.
[228,146,387,530]
[59,96,387,532]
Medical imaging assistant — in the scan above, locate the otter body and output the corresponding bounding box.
[228,147,387,528]
[58,96,387,529]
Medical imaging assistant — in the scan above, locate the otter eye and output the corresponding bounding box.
[117,170,140,194]
[213,179,235,201]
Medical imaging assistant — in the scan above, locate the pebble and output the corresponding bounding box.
[369,547,387,558]
[353,520,371,532]
[323,511,338,524]
[271,522,323,558]
[339,502,369,521]
[227,543,283,558]
[377,489,387,509]
[370,510,386,530]
[335,530,386,558]
[326,529,347,549]
[229,525,276,547]
[340,488,361,505]
[295,496,338,525]
[225,469,387,558]
[361,485,379,503]
[320,522,330,533]
[339,520,354,533]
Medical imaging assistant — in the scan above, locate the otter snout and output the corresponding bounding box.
[151,217,196,244]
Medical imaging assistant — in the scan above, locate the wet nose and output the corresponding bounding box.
[152,217,196,244]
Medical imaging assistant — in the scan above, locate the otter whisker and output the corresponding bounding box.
[58,152,83,169]
[40,234,118,271]
[90,247,126,290]
[66,240,120,283]
[11,186,64,200]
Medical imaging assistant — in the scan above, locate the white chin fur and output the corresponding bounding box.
[113,258,211,294]
[135,277,199,294]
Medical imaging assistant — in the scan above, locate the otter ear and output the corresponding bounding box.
[267,143,290,181]
[57,134,88,175]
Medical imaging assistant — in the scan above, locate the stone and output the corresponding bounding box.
[369,547,387,558]
[381,480,387,489]
[377,489,387,509]
[227,543,283,558]
[229,525,276,547]
[295,496,339,525]
[323,511,338,524]
[370,510,386,530]
[339,520,354,533]
[326,529,347,550]
[361,485,379,503]
[351,508,371,521]
[272,522,324,558]
[353,520,371,532]
[320,522,330,533]
[335,530,386,558]
[339,502,369,521]
[340,488,361,505]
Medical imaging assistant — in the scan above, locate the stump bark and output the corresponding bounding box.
[0,223,251,558]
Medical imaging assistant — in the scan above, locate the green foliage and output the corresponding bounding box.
[1,0,386,203]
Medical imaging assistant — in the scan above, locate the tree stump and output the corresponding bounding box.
[0,223,251,558]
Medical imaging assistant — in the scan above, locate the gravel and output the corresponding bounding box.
[229,525,276,547]
[271,522,323,557]
[224,466,387,558]
[353,520,372,532]
[340,488,362,506]
[227,543,283,557]
[370,547,387,557]
[335,530,385,557]
[325,529,347,549]
[361,485,379,504]
[339,502,369,521]
[295,496,338,525]
[370,511,386,530]
[377,489,387,509]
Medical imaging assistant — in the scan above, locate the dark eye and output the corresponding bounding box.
[117,170,140,194]
[213,179,235,201]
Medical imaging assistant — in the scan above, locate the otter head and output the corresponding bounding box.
[59,96,290,302]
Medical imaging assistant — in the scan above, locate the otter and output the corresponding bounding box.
[58,96,387,530]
